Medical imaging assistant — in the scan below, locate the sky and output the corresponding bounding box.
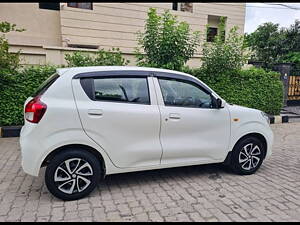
[244,3,300,34]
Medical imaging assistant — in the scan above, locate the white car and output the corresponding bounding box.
[20,66,273,200]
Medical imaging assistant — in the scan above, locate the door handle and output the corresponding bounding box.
[88,109,103,116]
[169,113,181,120]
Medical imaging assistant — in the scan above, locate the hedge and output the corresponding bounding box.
[185,67,284,115]
[0,65,283,126]
[0,65,57,126]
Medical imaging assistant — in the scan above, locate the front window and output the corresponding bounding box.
[93,77,150,105]
[158,78,213,108]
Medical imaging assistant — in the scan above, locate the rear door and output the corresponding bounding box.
[72,72,162,168]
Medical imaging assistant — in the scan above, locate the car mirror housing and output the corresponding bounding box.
[216,98,225,109]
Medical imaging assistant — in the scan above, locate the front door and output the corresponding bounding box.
[154,77,231,165]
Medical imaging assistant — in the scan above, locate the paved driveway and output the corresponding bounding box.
[0,123,299,222]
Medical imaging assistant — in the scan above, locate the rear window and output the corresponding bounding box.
[32,73,59,97]
[93,77,150,105]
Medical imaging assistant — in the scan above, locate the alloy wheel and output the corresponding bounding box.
[238,143,262,171]
[54,158,93,194]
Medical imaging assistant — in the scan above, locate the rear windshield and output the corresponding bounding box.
[32,73,59,97]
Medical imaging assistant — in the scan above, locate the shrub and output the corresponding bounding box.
[0,65,57,126]
[136,8,200,70]
[187,67,283,115]
[65,48,130,67]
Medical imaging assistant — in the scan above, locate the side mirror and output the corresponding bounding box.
[216,98,225,109]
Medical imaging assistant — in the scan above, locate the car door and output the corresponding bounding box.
[153,76,231,165]
[72,72,162,168]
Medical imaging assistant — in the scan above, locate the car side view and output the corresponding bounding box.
[20,66,273,200]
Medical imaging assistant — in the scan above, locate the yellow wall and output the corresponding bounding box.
[0,3,62,47]
[1,3,245,68]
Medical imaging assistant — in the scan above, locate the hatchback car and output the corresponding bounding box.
[20,66,273,200]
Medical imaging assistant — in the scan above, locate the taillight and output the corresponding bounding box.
[25,96,47,123]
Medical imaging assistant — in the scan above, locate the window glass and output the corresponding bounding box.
[158,78,213,108]
[93,78,150,105]
[207,27,218,42]
[67,2,92,10]
[172,2,178,10]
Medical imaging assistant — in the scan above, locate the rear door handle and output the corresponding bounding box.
[88,109,103,116]
[169,113,181,120]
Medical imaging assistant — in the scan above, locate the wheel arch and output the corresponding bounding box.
[41,144,106,178]
[224,132,268,165]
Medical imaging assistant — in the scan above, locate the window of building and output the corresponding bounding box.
[158,78,213,108]
[93,78,150,105]
[207,27,218,42]
[207,15,226,42]
[67,44,99,49]
[67,2,93,10]
[39,3,60,11]
[172,2,193,12]
[172,2,178,11]
[180,3,193,13]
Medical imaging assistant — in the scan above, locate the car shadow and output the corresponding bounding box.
[98,163,236,188]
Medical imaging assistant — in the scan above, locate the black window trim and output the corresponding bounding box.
[73,70,212,94]
[80,76,151,106]
[157,77,217,109]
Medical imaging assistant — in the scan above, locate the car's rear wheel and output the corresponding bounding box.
[230,136,266,175]
[45,148,102,201]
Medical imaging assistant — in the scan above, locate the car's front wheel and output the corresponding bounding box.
[45,148,102,201]
[230,136,266,175]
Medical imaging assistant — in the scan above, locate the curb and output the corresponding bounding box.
[268,115,289,124]
[0,126,22,138]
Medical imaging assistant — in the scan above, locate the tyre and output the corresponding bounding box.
[230,136,266,175]
[45,148,102,201]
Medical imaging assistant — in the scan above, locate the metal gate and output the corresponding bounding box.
[287,70,300,106]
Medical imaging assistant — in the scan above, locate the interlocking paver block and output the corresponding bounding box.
[0,123,299,221]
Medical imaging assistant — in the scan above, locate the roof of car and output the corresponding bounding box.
[56,66,194,79]
[56,66,217,95]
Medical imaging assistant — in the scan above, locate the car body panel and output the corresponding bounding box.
[20,66,273,177]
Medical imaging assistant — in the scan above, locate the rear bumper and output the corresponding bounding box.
[20,124,42,177]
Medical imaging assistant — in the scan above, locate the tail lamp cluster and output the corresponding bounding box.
[24,96,47,123]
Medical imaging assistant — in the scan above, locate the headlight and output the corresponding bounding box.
[261,111,270,124]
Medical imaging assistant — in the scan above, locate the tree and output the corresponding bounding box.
[136,8,200,70]
[0,21,25,74]
[0,21,25,87]
[245,22,286,68]
[245,20,300,69]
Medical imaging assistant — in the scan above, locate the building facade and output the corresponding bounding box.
[0,2,246,67]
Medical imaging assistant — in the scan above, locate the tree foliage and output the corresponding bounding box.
[136,8,200,70]
[0,21,25,77]
[65,48,130,67]
[201,17,249,76]
[245,20,300,69]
